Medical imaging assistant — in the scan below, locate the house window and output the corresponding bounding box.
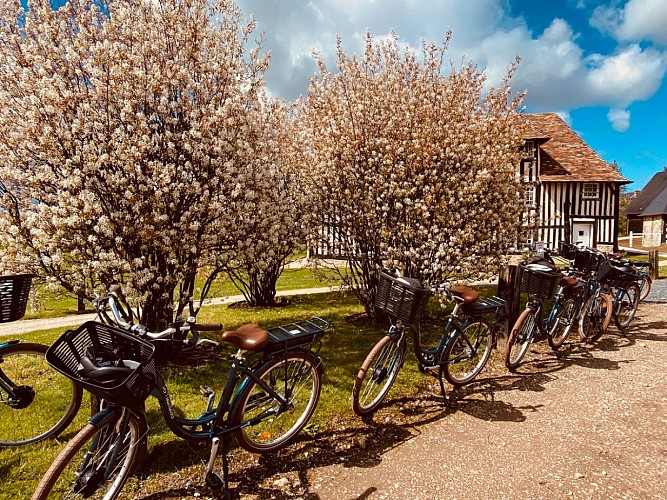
[521,140,535,159]
[582,183,599,199]
[523,186,535,207]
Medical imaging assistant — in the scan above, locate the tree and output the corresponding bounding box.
[297,32,525,317]
[0,0,282,329]
[213,99,309,306]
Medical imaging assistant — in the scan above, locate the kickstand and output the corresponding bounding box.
[437,366,448,405]
[204,435,233,499]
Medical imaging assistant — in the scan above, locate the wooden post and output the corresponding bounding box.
[497,264,521,338]
[648,250,659,280]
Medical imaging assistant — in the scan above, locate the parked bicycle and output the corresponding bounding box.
[352,268,506,416]
[504,262,579,370]
[559,243,613,344]
[607,252,651,302]
[33,297,330,499]
[0,274,82,447]
[598,259,641,336]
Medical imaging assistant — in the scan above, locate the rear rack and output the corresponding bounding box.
[265,317,330,354]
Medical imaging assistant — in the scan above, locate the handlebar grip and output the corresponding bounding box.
[195,323,223,332]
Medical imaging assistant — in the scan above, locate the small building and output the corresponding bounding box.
[520,113,630,251]
[625,170,667,247]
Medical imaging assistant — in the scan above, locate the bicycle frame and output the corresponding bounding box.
[85,347,314,444]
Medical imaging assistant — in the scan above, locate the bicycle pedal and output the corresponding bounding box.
[199,385,214,397]
[205,471,224,489]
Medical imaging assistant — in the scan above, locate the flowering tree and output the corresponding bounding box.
[0,0,288,329]
[298,32,525,316]
[213,99,309,306]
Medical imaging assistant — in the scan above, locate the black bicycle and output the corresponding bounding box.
[0,274,82,447]
[33,306,330,499]
[352,269,506,416]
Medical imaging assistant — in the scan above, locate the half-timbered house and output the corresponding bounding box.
[520,113,629,252]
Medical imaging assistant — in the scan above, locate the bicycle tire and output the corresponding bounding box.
[33,408,145,499]
[352,335,405,416]
[547,297,576,350]
[639,274,651,302]
[614,284,640,329]
[505,308,536,370]
[232,350,322,453]
[579,293,611,343]
[441,319,492,386]
[0,342,82,447]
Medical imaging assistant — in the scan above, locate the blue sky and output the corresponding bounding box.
[236,0,667,191]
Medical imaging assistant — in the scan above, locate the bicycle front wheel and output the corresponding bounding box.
[33,408,145,499]
[615,284,640,329]
[442,320,492,386]
[232,351,322,454]
[548,297,576,350]
[0,342,82,447]
[352,335,406,416]
[505,308,536,370]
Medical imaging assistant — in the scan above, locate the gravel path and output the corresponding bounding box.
[0,286,334,337]
[311,299,667,500]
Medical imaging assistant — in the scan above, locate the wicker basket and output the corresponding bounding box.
[519,264,562,299]
[46,321,157,409]
[375,270,430,325]
[0,274,34,323]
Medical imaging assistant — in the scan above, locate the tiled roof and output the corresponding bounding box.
[522,113,629,183]
[626,171,667,216]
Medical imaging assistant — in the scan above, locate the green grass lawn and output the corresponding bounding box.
[23,266,342,320]
[4,287,480,499]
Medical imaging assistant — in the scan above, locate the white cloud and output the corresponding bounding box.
[607,108,631,132]
[591,0,667,45]
[235,0,667,130]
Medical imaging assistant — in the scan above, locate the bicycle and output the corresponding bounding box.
[0,274,82,447]
[598,260,641,336]
[352,268,506,416]
[560,245,613,344]
[504,262,580,370]
[33,307,330,499]
[607,253,651,302]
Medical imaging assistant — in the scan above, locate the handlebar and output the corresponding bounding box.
[93,286,221,347]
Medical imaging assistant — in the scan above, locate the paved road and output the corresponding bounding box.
[642,277,667,303]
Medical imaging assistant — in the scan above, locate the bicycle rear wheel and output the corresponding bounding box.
[352,335,406,416]
[232,351,322,453]
[33,408,145,499]
[579,293,611,343]
[547,297,576,350]
[638,274,651,302]
[614,284,640,329]
[505,308,536,370]
[0,342,82,447]
[442,320,492,386]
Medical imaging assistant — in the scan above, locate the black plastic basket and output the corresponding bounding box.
[46,321,157,408]
[598,261,638,289]
[519,264,562,299]
[558,242,577,261]
[573,249,602,273]
[0,274,34,323]
[375,270,430,325]
[266,317,329,354]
